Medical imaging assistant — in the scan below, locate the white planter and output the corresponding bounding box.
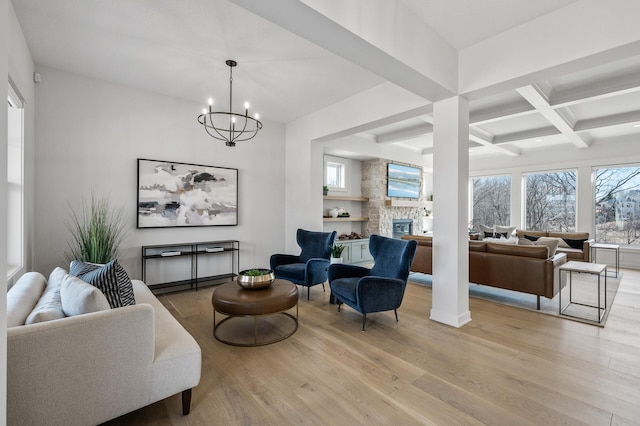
[330,257,343,264]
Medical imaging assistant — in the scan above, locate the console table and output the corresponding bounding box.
[141,240,239,291]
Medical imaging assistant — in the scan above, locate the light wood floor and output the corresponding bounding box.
[108,269,640,425]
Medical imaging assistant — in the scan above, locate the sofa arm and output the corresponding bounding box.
[583,239,595,262]
[357,276,406,312]
[8,304,155,426]
[305,258,331,285]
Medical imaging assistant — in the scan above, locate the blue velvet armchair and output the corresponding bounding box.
[270,229,337,300]
[328,234,417,330]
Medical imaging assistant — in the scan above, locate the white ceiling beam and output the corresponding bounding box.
[492,126,560,145]
[550,74,640,108]
[377,123,433,144]
[516,85,590,148]
[231,0,456,101]
[469,127,521,157]
[574,110,640,132]
[470,102,537,125]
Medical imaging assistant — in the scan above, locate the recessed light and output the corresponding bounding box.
[535,139,543,142]
[634,124,640,128]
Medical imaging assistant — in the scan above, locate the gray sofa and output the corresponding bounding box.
[7,271,201,426]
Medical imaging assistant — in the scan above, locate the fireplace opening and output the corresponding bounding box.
[392,219,412,239]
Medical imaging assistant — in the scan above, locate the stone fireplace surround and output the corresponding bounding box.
[361,159,426,238]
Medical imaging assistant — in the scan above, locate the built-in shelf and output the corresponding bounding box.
[385,199,432,207]
[323,216,369,222]
[323,195,369,202]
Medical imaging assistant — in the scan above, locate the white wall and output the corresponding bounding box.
[33,67,286,279]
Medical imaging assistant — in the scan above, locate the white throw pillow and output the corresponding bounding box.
[495,225,517,238]
[25,268,67,324]
[534,237,560,256]
[7,272,47,327]
[61,274,111,317]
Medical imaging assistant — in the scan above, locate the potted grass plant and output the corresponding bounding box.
[64,193,126,264]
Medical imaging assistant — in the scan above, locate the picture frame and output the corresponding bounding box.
[387,163,421,199]
[137,158,238,228]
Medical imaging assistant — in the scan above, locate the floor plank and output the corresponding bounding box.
[106,269,640,425]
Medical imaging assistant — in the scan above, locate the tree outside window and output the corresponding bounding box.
[594,165,640,245]
[524,171,576,231]
[470,175,510,230]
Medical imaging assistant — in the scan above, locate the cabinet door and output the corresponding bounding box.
[341,242,351,264]
[350,241,371,264]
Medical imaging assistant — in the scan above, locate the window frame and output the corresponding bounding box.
[523,168,577,232]
[324,158,347,192]
[7,81,24,280]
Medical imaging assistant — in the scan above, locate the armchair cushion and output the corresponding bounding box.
[273,263,306,284]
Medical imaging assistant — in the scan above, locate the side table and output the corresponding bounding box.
[590,243,619,278]
[558,261,607,323]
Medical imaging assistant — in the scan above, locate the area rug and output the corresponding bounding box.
[408,271,621,327]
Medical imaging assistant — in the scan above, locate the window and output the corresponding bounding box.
[524,170,576,231]
[470,175,511,229]
[325,160,346,190]
[594,165,640,245]
[7,82,24,278]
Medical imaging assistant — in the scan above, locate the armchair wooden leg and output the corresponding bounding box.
[362,314,367,331]
[182,388,192,415]
[394,309,399,322]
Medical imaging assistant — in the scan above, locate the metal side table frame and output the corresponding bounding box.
[559,261,607,323]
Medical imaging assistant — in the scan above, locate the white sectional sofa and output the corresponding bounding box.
[7,270,202,426]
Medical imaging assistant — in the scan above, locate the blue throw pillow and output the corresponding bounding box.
[70,259,135,308]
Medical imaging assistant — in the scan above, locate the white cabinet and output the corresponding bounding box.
[336,238,373,265]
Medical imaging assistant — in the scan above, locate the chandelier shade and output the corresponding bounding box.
[198,60,262,147]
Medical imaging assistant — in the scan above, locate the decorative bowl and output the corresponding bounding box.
[237,269,275,290]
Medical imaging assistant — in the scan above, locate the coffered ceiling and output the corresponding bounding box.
[11,0,640,162]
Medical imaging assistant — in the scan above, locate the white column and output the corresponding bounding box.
[430,96,471,328]
[576,166,593,236]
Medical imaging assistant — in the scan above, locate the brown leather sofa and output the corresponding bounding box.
[515,230,592,262]
[402,235,567,309]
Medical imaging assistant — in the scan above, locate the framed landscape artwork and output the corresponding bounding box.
[387,163,421,199]
[137,158,238,228]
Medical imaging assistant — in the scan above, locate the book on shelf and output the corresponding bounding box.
[160,251,181,256]
[205,246,224,252]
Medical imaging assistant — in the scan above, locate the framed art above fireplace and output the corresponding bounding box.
[387,163,421,199]
[137,158,238,228]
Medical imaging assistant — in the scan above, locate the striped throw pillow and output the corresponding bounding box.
[69,260,135,308]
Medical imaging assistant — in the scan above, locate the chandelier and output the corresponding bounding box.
[198,60,262,147]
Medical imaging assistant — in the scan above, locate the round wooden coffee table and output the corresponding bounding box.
[212,279,298,346]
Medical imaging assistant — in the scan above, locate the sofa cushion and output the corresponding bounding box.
[486,243,550,259]
[70,260,136,309]
[25,267,68,324]
[61,274,111,316]
[518,238,534,245]
[469,241,487,252]
[7,272,47,327]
